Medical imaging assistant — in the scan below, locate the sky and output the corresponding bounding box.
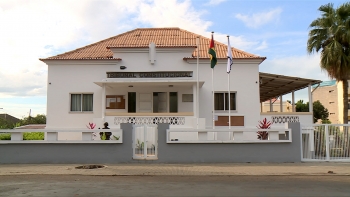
[0,0,345,119]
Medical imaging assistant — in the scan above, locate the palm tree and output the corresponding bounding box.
[307,2,350,124]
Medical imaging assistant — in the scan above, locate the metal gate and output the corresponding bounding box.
[301,124,350,162]
[132,124,158,160]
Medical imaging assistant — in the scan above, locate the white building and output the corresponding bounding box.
[40,27,321,140]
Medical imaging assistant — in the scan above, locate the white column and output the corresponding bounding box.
[102,84,106,122]
[308,84,313,113]
[280,95,283,112]
[292,91,295,112]
[269,99,273,112]
[196,36,200,129]
[193,84,197,118]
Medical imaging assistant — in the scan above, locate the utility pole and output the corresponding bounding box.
[0,108,5,120]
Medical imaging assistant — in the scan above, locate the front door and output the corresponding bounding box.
[132,125,158,160]
[153,92,167,113]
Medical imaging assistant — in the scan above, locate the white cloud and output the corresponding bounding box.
[260,54,329,81]
[135,0,211,35]
[0,0,213,117]
[205,0,227,6]
[235,8,282,29]
[259,54,330,103]
[212,33,260,52]
[255,41,268,51]
[0,0,300,118]
[0,100,46,119]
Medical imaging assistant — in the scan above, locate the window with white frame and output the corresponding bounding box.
[214,92,236,110]
[70,94,93,112]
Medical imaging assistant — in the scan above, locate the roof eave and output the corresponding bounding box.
[39,58,122,62]
[107,45,197,49]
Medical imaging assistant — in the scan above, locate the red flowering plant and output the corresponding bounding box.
[86,122,97,140]
[257,118,272,140]
[86,122,96,129]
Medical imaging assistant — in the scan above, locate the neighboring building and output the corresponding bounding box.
[0,114,20,124]
[261,98,293,112]
[40,27,320,140]
[313,80,350,124]
[312,80,340,123]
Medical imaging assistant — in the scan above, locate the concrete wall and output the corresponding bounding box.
[0,123,301,164]
[157,123,301,163]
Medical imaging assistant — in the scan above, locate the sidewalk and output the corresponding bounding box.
[1,163,350,176]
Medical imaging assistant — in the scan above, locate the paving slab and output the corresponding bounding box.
[1,163,350,176]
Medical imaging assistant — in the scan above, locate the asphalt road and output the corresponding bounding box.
[0,175,349,197]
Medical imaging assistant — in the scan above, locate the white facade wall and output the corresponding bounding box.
[46,61,119,129]
[45,47,261,130]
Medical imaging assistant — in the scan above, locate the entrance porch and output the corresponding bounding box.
[94,79,205,129]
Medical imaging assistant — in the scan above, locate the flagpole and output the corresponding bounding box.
[211,32,215,129]
[228,71,231,129]
[196,36,200,129]
[227,36,231,129]
[212,67,215,129]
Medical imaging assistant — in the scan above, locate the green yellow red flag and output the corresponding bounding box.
[208,34,217,69]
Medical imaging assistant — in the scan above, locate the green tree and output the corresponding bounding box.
[0,118,16,129]
[322,119,332,124]
[296,100,330,123]
[307,2,350,124]
[295,100,308,112]
[19,114,46,126]
[313,100,329,123]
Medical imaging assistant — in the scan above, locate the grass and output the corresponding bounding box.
[0,132,44,140]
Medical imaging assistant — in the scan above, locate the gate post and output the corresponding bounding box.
[143,125,147,158]
[325,124,330,161]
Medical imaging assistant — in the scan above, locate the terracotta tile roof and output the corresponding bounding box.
[40,27,265,61]
[15,124,46,129]
[0,114,20,124]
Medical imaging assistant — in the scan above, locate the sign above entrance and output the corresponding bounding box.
[107,72,193,78]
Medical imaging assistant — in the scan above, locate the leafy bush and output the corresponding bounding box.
[0,133,11,140]
[0,114,46,129]
[0,132,44,140]
[23,132,44,140]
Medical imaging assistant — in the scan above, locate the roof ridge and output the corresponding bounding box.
[135,27,181,30]
[41,27,265,60]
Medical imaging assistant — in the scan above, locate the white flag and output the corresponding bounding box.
[227,37,233,73]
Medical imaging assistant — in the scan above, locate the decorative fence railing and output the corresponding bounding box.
[271,116,299,124]
[166,128,292,143]
[114,116,186,125]
[301,124,350,162]
[0,129,123,143]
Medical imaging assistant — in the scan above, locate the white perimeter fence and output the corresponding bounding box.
[301,124,350,162]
